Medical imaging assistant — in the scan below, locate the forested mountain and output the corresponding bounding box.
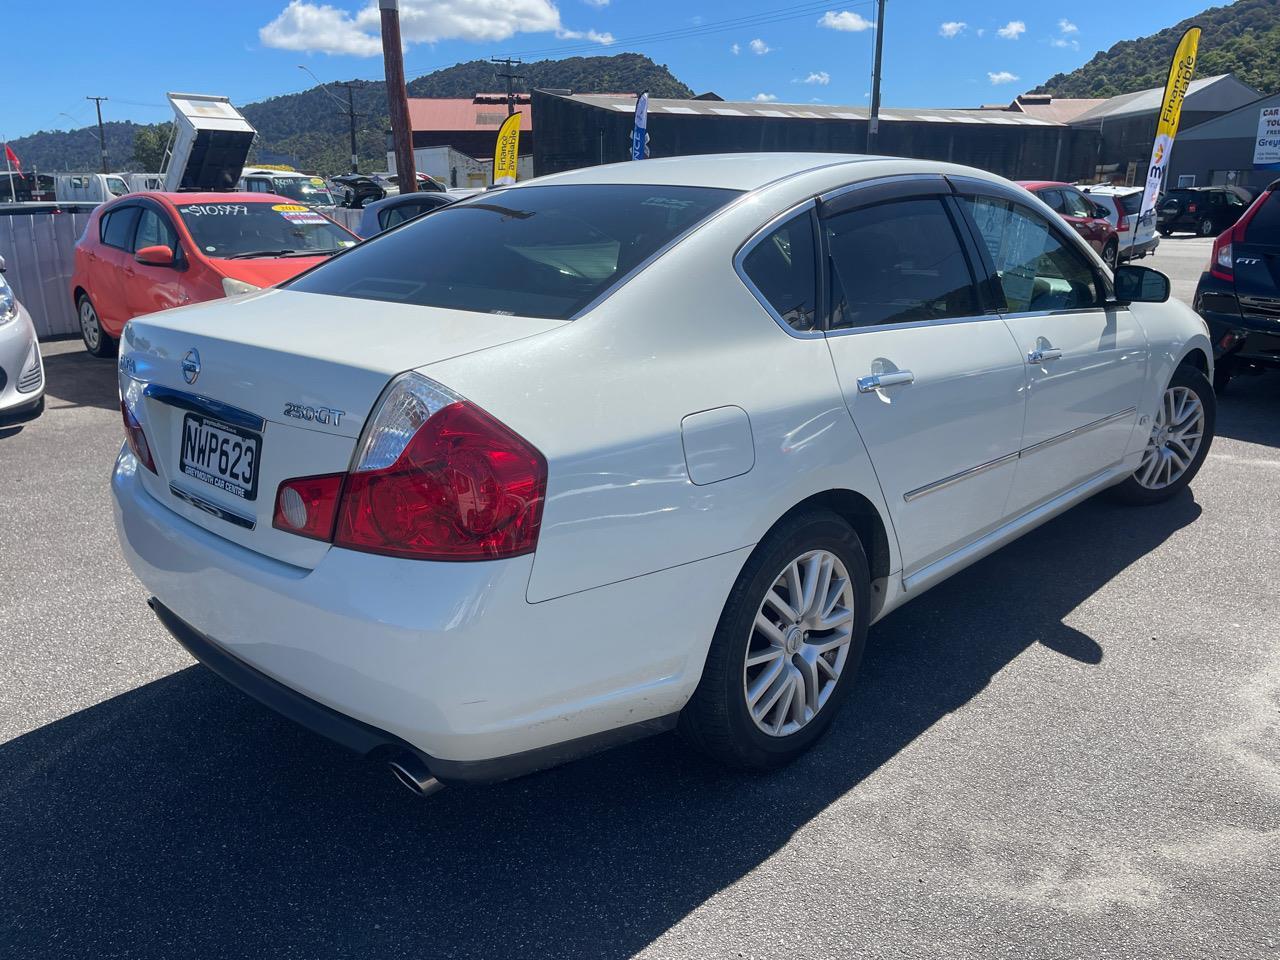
[11,53,691,175]
[1032,0,1280,98]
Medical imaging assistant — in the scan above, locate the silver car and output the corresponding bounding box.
[0,255,45,422]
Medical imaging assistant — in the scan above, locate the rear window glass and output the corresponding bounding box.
[1245,192,1280,245]
[1116,193,1142,215]
[286,184,741,320]
[175,202,355,258]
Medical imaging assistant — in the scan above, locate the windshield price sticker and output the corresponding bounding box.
[271,203,309,213]
[281,211,328,225]
[180,204,249,217]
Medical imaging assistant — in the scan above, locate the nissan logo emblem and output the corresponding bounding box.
[181,349,201,385]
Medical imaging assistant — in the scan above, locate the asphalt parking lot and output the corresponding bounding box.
[1,240,1277,959]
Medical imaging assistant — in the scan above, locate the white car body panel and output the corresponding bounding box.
[0,299,45,414]
[110,153,1213,777]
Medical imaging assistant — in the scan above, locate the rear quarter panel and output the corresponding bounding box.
[420,196,898,604]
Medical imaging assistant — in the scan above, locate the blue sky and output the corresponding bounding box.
[8,0,1214,140]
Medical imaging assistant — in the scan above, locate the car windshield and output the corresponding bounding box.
[286,183,742,320]
[269,177,336,207]
[175,202,356,258]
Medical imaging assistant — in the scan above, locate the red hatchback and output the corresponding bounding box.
[1018,181,1120,270]
[70,192,358,356]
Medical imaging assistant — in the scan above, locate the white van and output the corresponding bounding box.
[54,173,130,203]
[238,167,336,207]
[125,173,165,193]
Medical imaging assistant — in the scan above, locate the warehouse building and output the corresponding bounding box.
[531,90,1098,181]
[1165,90,1280,192]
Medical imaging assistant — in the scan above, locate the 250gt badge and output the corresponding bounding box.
[283,402,346,427]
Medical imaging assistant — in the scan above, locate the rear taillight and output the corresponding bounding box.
[1209,189,1268,283]
[120,398,156,473]
[273,473,344,541]
[274,373,547,561]
[1188,203,1198,213]
[1117,216,1130,232]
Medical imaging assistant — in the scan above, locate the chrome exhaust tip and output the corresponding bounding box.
[387,755,444,798]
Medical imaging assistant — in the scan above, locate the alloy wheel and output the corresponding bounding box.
[79,301,100,351]
[1136,385,1205,490]
[743,549,855,737]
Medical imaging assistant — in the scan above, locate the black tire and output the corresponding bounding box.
[77,294,117,358]
[679,510,871,770]
[1110,364,1216,505]
[1103,239,1119,270]
[1160,226,1173,237]
[1212,358,1234,394]
[1198,217,1216,237]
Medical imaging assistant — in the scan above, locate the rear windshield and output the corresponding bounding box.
[286,183,741,319]
[270,177,336,207]
[1116,193,1142,215]
[175,202,355,258]
[1245,192,1280,245]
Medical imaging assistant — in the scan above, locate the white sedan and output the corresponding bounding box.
[0,256,45,422]
[112,154,1215,796]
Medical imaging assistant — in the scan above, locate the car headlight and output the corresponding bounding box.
[221,277,263,298]
[0,275,17,326]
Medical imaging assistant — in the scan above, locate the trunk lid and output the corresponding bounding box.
[1232,191,1280,321]
[122,288,564,567]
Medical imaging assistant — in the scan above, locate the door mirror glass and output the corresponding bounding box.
[135,244,175,267]
[1113,265,1169,303]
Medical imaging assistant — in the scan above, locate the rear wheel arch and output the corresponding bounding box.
[1178,347,1210,377]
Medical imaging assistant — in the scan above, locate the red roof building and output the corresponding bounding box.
[405,93,535,160]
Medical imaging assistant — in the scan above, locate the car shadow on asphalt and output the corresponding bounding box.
[1215,373,1280,447]
[0,491,1202,959]
[40,341,119,412]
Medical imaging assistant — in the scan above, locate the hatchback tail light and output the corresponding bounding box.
[275,373,547,561]
[1209,189,1268,283]
[120,398,157,473]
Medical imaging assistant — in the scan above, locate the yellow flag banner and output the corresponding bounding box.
[1139,26,1201,221]
[493,112,521,186]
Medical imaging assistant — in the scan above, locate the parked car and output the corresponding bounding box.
[55,173,130,203]
[112,155,1214,797]
[1158,186,1250,237]
[1018,180,1121,268]
[1194,178,1280,391]
[1083,185,1159,261]
[356,191,456,237]
[329,174,387,209]
[0,254,45,423]
[238,168,337,208]
[370,171,448,196]
[71,192,358,357]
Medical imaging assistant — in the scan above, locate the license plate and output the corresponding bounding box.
[179,413,261,500]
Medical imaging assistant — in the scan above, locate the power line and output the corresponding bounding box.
[491,57,525,116]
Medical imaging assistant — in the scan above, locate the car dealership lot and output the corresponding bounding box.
[1,247,1277,959]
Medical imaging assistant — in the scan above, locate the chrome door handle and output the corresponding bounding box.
[1028,347,1063,364]
[857,370,915,393]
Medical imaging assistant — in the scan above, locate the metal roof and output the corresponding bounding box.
[406,98,534,133]
[1068,74,1258,124]
[558,93,1066,127]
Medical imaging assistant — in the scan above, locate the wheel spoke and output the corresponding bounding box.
[755,666,793,721]
[753,612,787,647]
[797,554,822,619]
[763,588,798,624]
[811,625,853,655]
[814,603,854,632]
[1138,451,1160,486]
[747,658,785,707]
[795,655,820,712]
[746,644,784,669]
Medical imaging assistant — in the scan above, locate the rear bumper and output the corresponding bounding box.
[112,446,744,770]
[1119,236,1159,259]
[1198,307,1280,365]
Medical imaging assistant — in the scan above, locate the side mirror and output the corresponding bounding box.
[135,245,174,267]
[1113,264,1170,304]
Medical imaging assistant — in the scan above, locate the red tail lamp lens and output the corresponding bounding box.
[273,473,345,541]
[120,399,156,473]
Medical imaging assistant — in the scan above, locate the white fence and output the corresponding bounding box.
[0,205,364,340]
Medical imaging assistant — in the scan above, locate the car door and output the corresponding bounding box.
[125,203,185,319]
[818,177,1028,575]
[92,204,142,332]
[952,182,1148,516]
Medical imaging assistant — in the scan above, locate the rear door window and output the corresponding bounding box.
[287,184,741,320]
[1038,189,1066,213]
[824,197,978,329]
[100,206,141,249]
[740,211,817,331]
[1244,193,1280,245]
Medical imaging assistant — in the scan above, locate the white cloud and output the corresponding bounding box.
[818,10,873,32]
[260,0,602,54]
[795,71,831,85]
[996,20,1025,40]
[1058,18,1078,34]
[939,21,967,38]
[753,92,778,102]
[730,42,740,55]
[1050,37,1079,50]
[749,37,770,55]
[987,70,1020,84]
[976,27,986,37]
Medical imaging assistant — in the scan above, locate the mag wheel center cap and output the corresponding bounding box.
[784,624,804,655]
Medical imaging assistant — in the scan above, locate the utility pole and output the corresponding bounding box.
[379,0,417,191]
[87,96,109,173]
[342,83,359,173]
[491,57,525,116]
[865,0,886,155]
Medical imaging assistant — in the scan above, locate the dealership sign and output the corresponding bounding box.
[1254,106,1280,170]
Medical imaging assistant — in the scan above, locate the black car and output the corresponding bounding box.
[330,174,387,209]
[1158,186,1250,237]
[1193,179,1280,390]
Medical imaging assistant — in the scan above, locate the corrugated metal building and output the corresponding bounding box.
[405,93,534,161]
[1166,91,1280,191]
[531,91,1098,181]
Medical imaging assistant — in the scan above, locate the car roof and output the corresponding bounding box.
[526,153,883,192]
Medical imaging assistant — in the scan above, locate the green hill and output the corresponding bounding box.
[11,53,692,175]
[1032,0,1280,99]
